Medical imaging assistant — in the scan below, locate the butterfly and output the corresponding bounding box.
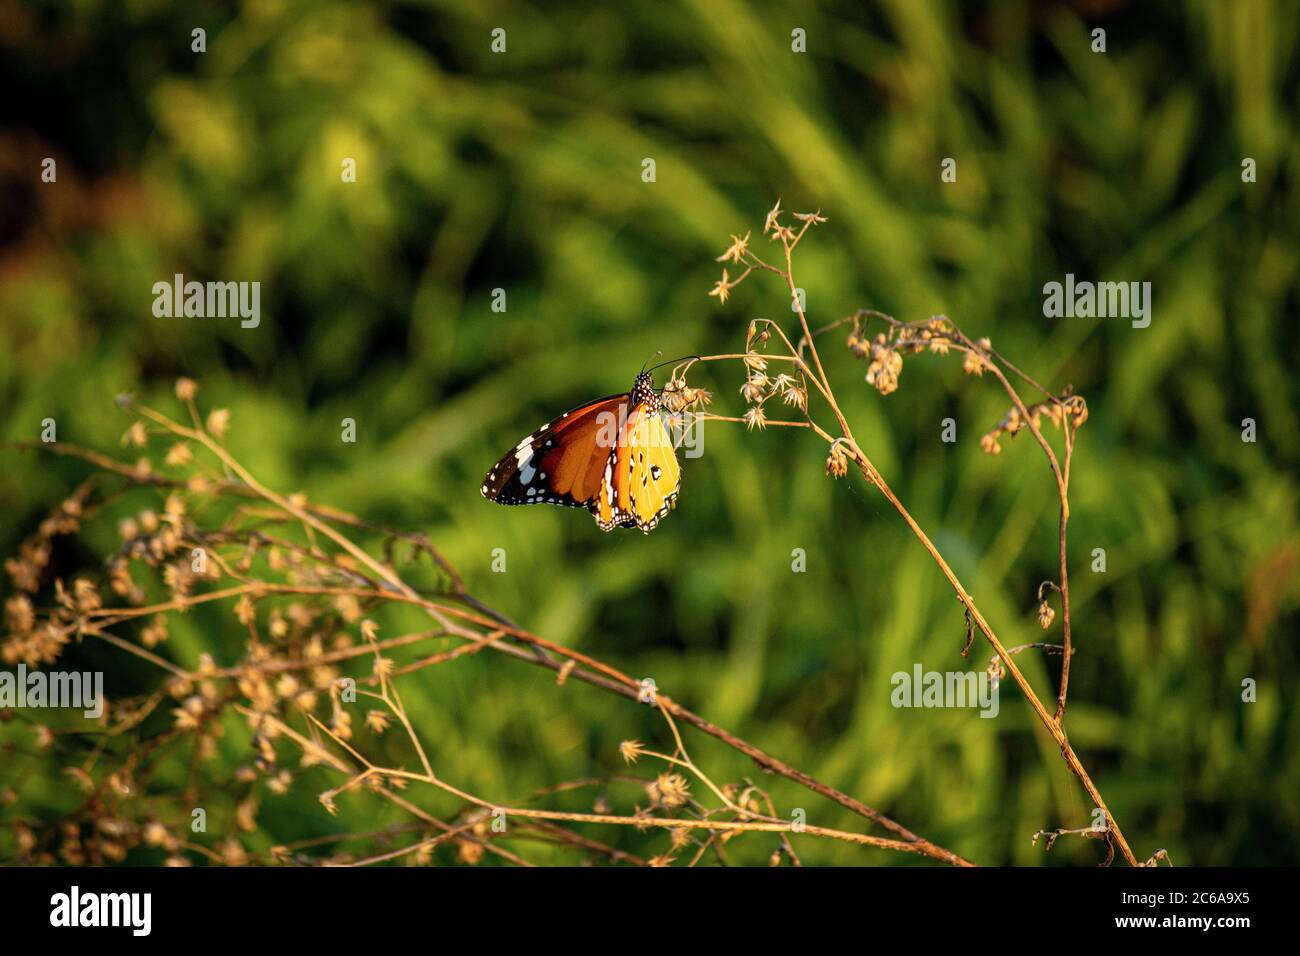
[481,371,682,533]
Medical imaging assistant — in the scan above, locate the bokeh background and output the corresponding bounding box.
[2,0,1297,865]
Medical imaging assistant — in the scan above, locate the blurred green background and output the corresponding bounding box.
[2,0,1298,865]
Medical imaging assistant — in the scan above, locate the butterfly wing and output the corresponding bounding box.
[482,395,629,510]
[594,405,681,533]
[629,411,681,532]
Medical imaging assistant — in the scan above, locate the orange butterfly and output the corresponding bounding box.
[481,371,682,532]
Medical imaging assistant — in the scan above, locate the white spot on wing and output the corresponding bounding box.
[515,443,536,485]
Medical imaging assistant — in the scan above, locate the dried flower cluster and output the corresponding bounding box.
[1,381,918,867]
[981,393,1089,456]
[659,377,712,415]
[692,204,1140,866]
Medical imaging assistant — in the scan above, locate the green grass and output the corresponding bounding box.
[1,0,1297,865]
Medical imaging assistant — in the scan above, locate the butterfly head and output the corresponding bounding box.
[630,371,660,412]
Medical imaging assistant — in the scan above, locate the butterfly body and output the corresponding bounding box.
[481,372,681,533]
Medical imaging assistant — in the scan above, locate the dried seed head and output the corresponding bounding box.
[740,377,767,404]
[366,710,392,734]
[457,838,486,865]
[4,595,35,635]
[826,443,849,479]
[206,408,231,438]
[72,578,102,613]
[708,268,732,304]
[716,231,751,264]
[962,337,992,376]
[763,198,783,235]
[1037,601,1055,630]
[660,378,692,412]
[1066,395,1089,427]
[329,709,352,740]
[652,772,691,808]
[143,821,171,847]
[619,739,645,765]
[142,615,169,648]
[164,442,192,467]
[774,374,806,410]
[865,339,904,395]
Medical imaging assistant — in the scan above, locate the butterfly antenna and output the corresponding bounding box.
[639,351,664,375]
[645,354,701,376]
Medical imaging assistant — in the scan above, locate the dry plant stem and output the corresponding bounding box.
[1055,440,1075,720]
[234,705,533,867]
[307,716,933,859]
[852,457,1134,866]
[88,576,971,866]
[960,342,1077,723]
[38,410,972,865]
[315,670,820,862]
[811,310,1081,723]
[750,220,1137,867]
[128,402,546,668]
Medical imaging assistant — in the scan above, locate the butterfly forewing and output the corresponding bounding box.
[481,395,628,510]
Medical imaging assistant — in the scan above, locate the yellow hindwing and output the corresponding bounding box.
[592,406,681,533]
[625,410,681,532]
